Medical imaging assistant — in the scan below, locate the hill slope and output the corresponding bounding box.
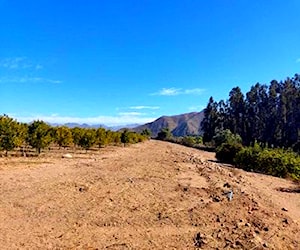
[132,111,204,137]
[0,140,299,249]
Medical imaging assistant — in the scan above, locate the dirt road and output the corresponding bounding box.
[0,140,299,249]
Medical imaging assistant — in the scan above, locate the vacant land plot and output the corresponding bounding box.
[0,140,299,249]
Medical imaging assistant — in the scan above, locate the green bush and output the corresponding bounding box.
[216,142,243,164]
[157,128,172,141]
[234,146,300,180]
[181,136,196,147]
[234,143,262,171]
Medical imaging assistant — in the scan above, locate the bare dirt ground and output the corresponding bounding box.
[0,140,299,249]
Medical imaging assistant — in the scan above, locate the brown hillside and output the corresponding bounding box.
[0,140,299,249]
[132,111,204,137]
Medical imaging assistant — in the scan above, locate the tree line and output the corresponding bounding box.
[0,115,151,156]
[201,74,300,152]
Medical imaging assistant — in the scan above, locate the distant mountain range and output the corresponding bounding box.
[131,111,204,137]
[50,111,205,137]
[50,123,140,131]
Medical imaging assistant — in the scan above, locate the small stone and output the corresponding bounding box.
[235,240,243,246]
[212,196,221,202]
[223,182,231,188]
[157,212,162,220]
[263,242,268,248]
[245,222,251,227]
[263,227,269,232]
[282,218,289,224]
[62,153,72,158]
[194,232,206,247]
[282,207,288,212]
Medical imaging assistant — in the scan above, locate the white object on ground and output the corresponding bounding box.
[62,153,72,159]
[227,190,233,201]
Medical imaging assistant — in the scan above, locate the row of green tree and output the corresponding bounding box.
[201,74,300,151]
[0,115,150,155]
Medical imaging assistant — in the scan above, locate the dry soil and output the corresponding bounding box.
[0,140,299,249]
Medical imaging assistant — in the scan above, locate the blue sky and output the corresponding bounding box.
[1,0,300,126]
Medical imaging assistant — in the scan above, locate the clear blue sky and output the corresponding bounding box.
[1,0,300,126]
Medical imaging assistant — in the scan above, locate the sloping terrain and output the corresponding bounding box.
[132,111,204,137]
[0,140,299,249]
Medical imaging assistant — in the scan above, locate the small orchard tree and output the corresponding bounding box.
[27,120,52,154]
[95,127,107,148]
[78,129,96,151]
[121,129,130,145]
[112,131,121,145]
[0,115,19,155]
[14,122,28,155]
[55,126,73,148]
[105,130,114,145]
[71,127,84,148]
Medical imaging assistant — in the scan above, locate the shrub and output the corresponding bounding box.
[157,128,172,141]
[216,142,243,164]
[213,129,242,148]
[234,142,262,171]
[234,146,300,180]
[181,136,196,147]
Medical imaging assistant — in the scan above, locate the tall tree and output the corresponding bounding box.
[228,87,245,138]
[201,75,300,151]
[244,83,268,145]
[266,80,281,146]
[215,99,228,131]
[279,78,299,147]
[201,97,219,143]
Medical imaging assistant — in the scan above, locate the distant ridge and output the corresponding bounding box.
[50,123,140,131]
[49,123,108,129]
[132,111,204,137]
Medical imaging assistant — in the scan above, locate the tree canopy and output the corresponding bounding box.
[201,74,300,152]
